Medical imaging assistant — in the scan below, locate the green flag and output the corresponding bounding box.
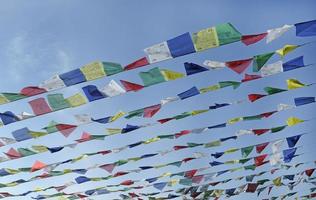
[158,134,175,139]
[125,108,144,119]
[241,146,254,158]
[187,143,202,147]
[264,87,287,95]
[253,52,275,72]
[257,179,270,185]
[243,115,262,121]
[17,148,36,157]
[47,93,70,111]
[271,125,287,133]
[174,112,191,120]
[43,121,58,133]
[244,164,256,171]
[103,62,123,76]
[169,161,182,167]
[1,93,26,101]
[218,81,241,89]
[139,67,166,86]
[239,158,252,164]
[215,23,242,45]
[115,160,128,166]
[204,140,221,148]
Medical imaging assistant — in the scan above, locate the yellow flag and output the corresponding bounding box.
[213,190,224,197]
[80,61,106,81]
[34,187,43,192]
[169,179,179,186]
[32,145,48,153]
[192,27,219,51]
[66,93,87,107]
[106,128,122,135]
[161,172,172,177]
[5,168,19,174]
[144,137,160,144]
[286,117,304,126]
[199,84,220,93]
[71,155,88,163]
[287,79,305,90]
[160,69,184,81]
[0,95,9,105]
[273,177,282,186]
[155,164,167,169]
[30,131,48,138]
[6,182,18,187]
[110,111,125,122]
[225,148,239,154]
[228,117,243,124]
[191,109,209,115]
[276,45,298,57]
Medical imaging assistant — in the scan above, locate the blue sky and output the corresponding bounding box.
[0,0,316,199]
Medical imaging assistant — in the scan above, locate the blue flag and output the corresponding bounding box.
[209,103,230,109]
[12,127,32,142]
[177,86,200,100]
[211,152,225,158]
[295,20,316,36]
[209,161,223,166]
[283,148,297,163]
[59,69,86,86]
[82,85,105,102]
[294,97,315,106]
[75,176,90,184]
[282,56,304,71]
[286,135,301,148]
[92,116,111,124]
[208,123,226,129]
[167,32,196,58]
[153,182,167,190]
[0,111,19,125]
[122,124,140,133]
[184,62,208,75]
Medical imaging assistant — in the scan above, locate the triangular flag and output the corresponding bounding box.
[153,182,167,191]
[56,124,77,137]
[276,44,299,57]
[256,142,269,154]
[241,33,267,45]
[264,87,287,95]
[253,52,275,72]
[248,94,267,102]
[124,57,149,71]
[286,135,301,148]
[287,79,305,89]
[266,24,294,43]
[286,117,304,126]
[5,148,22,159]
[20,86,46,96]
[184,62,208,75]
[120,80,144,92]
[225,58,253,74]
[31,161,47,172]
[260,61,283,76]
[241,74,262,82]
[254,154,268,166]
[241,146,254,158]
[143,104,161,118]
[99,163,116,173]
[203,60,226,69]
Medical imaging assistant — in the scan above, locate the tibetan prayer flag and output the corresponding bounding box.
[256,142,269,154]
[241,146,254,158]
[282,56,304,71]
[209,103,230,109]
[219,81,241,89]
[0,95,9,105]
[110,111,125,122]
[20,86,46,96]
[167,32,195,57]
[144,104,161,118]
[75,176,90,184]
[241,33,267,45]
[12,127,31,142]
[31,161,47,172]
[266,24,293,43]
[254,154,268,166]
[242,74,262,82]
[199,84,220,93]
[273,177,282,186]
[283,148,297,163]
[66,93,87,107]
[59,68,86,86]
[120,80,144,92]
[286,117,304,126]
[103,62,123,75]
[252,129,270,135]
[287,79,305,89]
[101,80,126,97]
[294,97,315,106]
[139,67,166,86]
[56,124,77,137]
[248,94,266,102]
[295,19,316,36]
[276,44,298,57]
[225,58,252,74]
[212,152,224,158]
[264,87,287,95]
[144,41,172,63]
[92,116,111,124]
[260,61,283,76]
[47,93,70,111]
[5,148,21,159]
[18,148,36,156]
[29,98,52,115]
[39,75,65,91]
[80,61,105,81]
[305,169,315,177]
[286,135,301,148]
[246,183,258,193]
[215,23,242,45]
[0,111,19,125]
[124,57,149,71]
[1,93,26,101]
[153,182,167,191]
[184,62,208,75]
[160,69,184,81]
[271,125,287,133]
[100,163,116,173]
[82,85,104,102]
[192,27,219,51]
[203,60,226,69]
[177,86,200,100]
[253,52,275,72]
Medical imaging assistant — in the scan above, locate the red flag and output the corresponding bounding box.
[305,168,315,177]
[5,148,22,159]
[253,129,270,136]
[56,124,77,137]
[124,57,149,71]
[75,132,92,143]
[242,74,262,82]
[113,171,128,177]
[173,145,188,151]
[20,86,46,96]
[175,130,191,138]
[254,154,268,166]
[256,142,269,153]
[260,111,277,118]
[143,104,161,118]
[225,58,253,74]
[121,180,134,186]
[99,150,112,155]
[157,118,173,124]
[182,157,195,162]
[248,94,267,102]
[128,193,139,198]
[54,185,68,192]
[120,80,144,92]
[192,175,204,184]
[184,169,197,178]
[246,183,259,193]
[241,33,268,46]
[31,160,47,172]
[99,163,116,173]
[28,98,52,115]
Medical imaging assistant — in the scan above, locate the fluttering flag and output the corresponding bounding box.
[216,23,242,45]
[241,146,254,158]
[59,69,86,86]
[99,163,116,173]
[47,94,70,111]
[242,74,262,82]
[264,87,287,95]
[286,117,304,126]
[31,161,47,172]
[0,111,19,125]
[305,169,315,177]
[282,56,305,71]
[101,80,126,97]
[283,148,297,163]
[82,85,104,102]
[203,60,226,69]
[5,148,22,159]
[286,135,302,148]
[276,44,299,57]
[225,58,253,74]
[20,86,46,97]
[248,94,267,102]
[144,41,172,63]
[294,97,315,106]
[184,62,209,75]
[241,33,267,45]
[139,67,166,86]
[287,79,305,89]
[66,93,87,107]
[295,19,316,36]
[253,52,275,72]
[192,27,219,51]
[28,98,52,116]
[266,24,293,43]
[160,69,185,81]
[80,61,106,81]
[38,75,66,91]
[260,61,283,76]
[12,127,31,142]
[256,142,269,154]
[273,177,282,186]
[124,57,149,71]
[153,182,167,191]
[143,104,161,118]
[254,154,268,167]
[167,32,196,57]
[120,80,144,92]
[177,87,200,100]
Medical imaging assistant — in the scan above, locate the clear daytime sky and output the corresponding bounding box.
[0,0,316,199]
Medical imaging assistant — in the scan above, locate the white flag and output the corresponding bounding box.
[74,114,91,125]
[144,41,172,63]
[160,96,180,105]
[270,152,282,166]
[260,61,283,76]
[272,140,284,153]
[277,103,295,111]
[266,24,294,43]
[39,74,66,91]
[191,127,208,134]
[101,80,126,97]
[236,129,253,136]
[203,60,226,69]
